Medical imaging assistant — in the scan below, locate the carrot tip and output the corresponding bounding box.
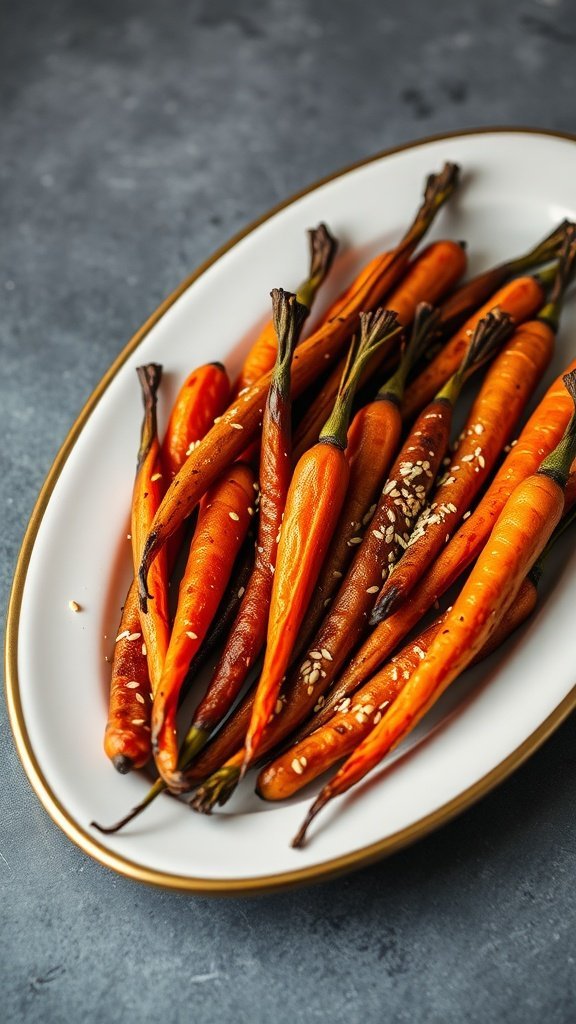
[189,765,240,814]
[369,585,401,626]
[291,794,327,849]
[112,754,134,775]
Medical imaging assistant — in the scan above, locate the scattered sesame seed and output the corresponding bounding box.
[131,719,146,726]
[127,632,141,642]
[125,681,139,689]
[321,648,333,661]
[151,472,162,481]
[141,643,147,656]
[68,600,81,613]
[230,423,243,430]
[275,699,283,715]
[348,535,362,546]
[115,631,130,643]
[308,669,320,684]
[373,711,382,724]
[463,510,471,520]
[366,585,379,594]
[309,651,322,660]
[229,511,240,521]
[186,630,198,640]
[136,692,146,704]
[237,587,245,598]
[333,570,343,578]
[292,758,304,775]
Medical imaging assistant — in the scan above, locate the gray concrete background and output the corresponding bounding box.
[2,1,576,1021]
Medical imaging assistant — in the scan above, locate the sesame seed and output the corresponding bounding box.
[291,758,304,775]
[141,643,147,656]
[307,685,314,696]
[213,416,221,424]
[237,587,245,598]
[474,424,484,435]
[125,681,139,689]
[247,506,254,515]
[309,669,320,684]
[127,632,141,642]
[348,535,362,546]
[309,651,322,660]
[373,711,382,724]
[151,472,162,481]
[131,719,146,726]
[115,630,130,643]
[478,455,485,468]
[136,693,145,704]
[230,423,243,430]
[463,510,471,520]
[186,630,198,640]
[68,600,80,613]
[366,585,379,594]
[333,570,343,578]
[321,648,333,661]
[275,699,283,714]
[229,511,240,521]
[300,756,308,768]
[373,529,384,541]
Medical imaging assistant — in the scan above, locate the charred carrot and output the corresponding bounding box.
[131,365,171,695]
[293,372,576,847]
[372,254,576,623]
[292,239,467,462]
[402,271,549,421]
[322,356,576,719]
[239,309,401,773]
[138,164,460,609]
[161,362,230,479]
[164,290,306,789]
[437,220,569,336]
[151,462,255,785]
[233,225,337,396]
[293,303,439,659]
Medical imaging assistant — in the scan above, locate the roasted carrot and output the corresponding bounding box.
[402,272,549,422]
[138,164,460,610]
[317,357,576,726]
[293,372,576,847]
[130,365,171,696]
[163,290,306,790]
[151,462,255,785]
[161,362,230,480]
[372,265,573,622]
[232,225,337,396]
[293,303,439,660]
[292,239,467,462]
[103,580,152,773]
[437,220,569,336]
[239,309,401,773]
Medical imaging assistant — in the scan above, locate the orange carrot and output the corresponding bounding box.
[402,273,547,421]
[130,365,171,696]
[151,462,255,785]
[232,225,337,396]
[138,164,460,609]
[240,310,401,773]
[293,303,439,659]
[162,362,230,479]
[292,372,576,847]
[103,580,152,773]
[165,290,306,789]
[292,239,467,462]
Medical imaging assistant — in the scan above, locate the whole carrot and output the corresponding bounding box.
[402,271,549,421]
[165,289,306,789]
[437,220,570,336]
[372,247,576,624]
[293,303,439,659]
[151,462,256,785]
[292,239,467,462]
[240,309,402,774]
[233,225,337,396]
[138,164,460,610]
[131,365,171,695]
[293,372,576,847]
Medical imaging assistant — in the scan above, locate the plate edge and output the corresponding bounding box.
[6,124,576,896]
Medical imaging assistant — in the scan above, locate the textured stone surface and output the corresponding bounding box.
[2,1,576,1021]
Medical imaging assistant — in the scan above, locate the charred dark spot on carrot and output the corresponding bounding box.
[112,753,134,774]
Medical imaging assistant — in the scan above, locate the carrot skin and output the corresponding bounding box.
[161,363,230,480]
[322,356,576,716]
[375,318,555,620]
[151,463,255,783]
[104,579,153,771]
[403,275,545,421]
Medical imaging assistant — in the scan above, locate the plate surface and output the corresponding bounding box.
[6,128,576,894]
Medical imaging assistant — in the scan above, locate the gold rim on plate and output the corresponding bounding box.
[6,125,576,895]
